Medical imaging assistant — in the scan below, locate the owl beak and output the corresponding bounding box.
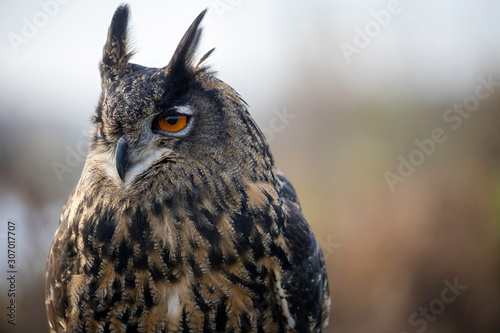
[116,136,129,182]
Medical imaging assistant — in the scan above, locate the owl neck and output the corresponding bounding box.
[71,165,284,279]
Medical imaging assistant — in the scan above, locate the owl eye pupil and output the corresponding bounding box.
[167,117,178,125]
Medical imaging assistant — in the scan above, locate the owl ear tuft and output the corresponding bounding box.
[101,4,135,84]
[162,9,208,80]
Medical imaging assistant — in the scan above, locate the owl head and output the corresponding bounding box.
[87,5,275,194]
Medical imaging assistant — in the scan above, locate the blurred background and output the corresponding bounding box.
[1,0,500,332]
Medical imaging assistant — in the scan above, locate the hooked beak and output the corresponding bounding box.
[116,135,129,182]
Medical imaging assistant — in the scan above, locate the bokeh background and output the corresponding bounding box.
[1,1,500,332]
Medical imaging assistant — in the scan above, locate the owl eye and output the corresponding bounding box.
[99,123,105,137]
[157,115,189,132]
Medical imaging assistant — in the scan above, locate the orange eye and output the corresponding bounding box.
[157,115,188,132]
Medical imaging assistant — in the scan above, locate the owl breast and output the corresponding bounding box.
[62,181,285,332]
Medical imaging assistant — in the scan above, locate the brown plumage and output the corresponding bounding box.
[46,4,330,332]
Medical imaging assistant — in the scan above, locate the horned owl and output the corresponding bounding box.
[46,4,330,333]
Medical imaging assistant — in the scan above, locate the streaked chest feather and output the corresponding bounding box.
[61,182,288,332]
